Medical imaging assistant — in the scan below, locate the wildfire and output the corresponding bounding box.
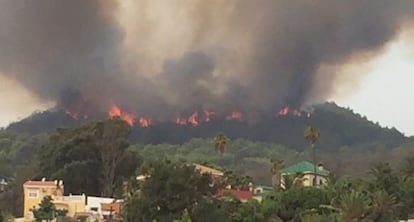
[278,107,289,116]
[139,117,152,128]
[101,105,312,128]
[203,110,215,122]
[174,112,198,126]
[175,117,187,125]
[109,104,135,126]
[64,101,312,128]
[277,106,311,118]
[225,111,243,121]
[188,112,199,126]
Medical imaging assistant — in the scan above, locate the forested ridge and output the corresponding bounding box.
[4,102,407,149]
[0,102,413,220]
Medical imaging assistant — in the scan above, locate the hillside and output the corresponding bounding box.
[3,102,406,151]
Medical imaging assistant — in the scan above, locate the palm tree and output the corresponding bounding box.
[370,190,398,221]
[369,162,400,196]
[214,132,228,154]
[270,159,284,192]
[304,126,320,186]
[401,156,414,181]
[334,190,371,222]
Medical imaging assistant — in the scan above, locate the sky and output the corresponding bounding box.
[0,31,413,136]
[331,30,414,136]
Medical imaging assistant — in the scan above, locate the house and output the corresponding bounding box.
[23,178,86,221]
[86,196,123,220]
[193,163,224,178]
[101,200,123,220]
[280,161,330,187]
[253,186,274,202]
[136,163,224,183]
[215,189,253,202]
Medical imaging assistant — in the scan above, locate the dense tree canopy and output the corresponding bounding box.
[123,160,216,222]
[0,105,413,219]
[37,118,138,197]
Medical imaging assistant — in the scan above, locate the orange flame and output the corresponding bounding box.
[203,110,215,122]
[139,117,152,127]
[225,111,243,121]
[109,104,135,126]
[188,111,199,126]
[109,105,121,117]
[278,107,289,116]
[175,117,187,125]
[277,106,311,118]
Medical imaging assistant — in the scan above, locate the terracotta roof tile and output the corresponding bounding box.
[23,180,61,187]
[215,189,253,200]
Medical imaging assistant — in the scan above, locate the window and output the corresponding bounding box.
[90,207,98,212]
[28,189,39,198]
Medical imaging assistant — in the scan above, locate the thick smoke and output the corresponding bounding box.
[0,0,413,120]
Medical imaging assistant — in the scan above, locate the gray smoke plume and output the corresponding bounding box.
[0,0,413,121]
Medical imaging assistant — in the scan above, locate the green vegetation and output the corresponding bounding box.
[37,117,139,197]
[0,103,413,220]
[32,196,67,222]
[121,158,414,221]
[124,160,215,222]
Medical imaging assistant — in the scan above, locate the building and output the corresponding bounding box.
[23,179,86,221]
[193,163,224,178]
[253,186,274,202]
[54,194,86,217]
[86,196,123,220]
[136,163,225,183]
[280,161,330,187]
[101,200,123,220]
[215,189,254,202]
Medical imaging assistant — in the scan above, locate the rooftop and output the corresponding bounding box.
[193,164,224,176]
[215,189,253,200]
[23,180,62,187]
[254,186,275,196]
[281,161,329,176]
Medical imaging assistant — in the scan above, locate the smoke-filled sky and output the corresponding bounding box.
[0,0,414,134]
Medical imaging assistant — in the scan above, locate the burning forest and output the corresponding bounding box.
[0,0,414,126]
[102,102,311,127]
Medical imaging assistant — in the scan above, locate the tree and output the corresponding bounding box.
[0,209,3,222]
[93,118,132,197]
[173,209,192,222]
[37,118,136,197]
[401,156,414,181]
[262,187,330,222]
[32,196,67,222]
[270,159,284,192]
[369,190,399,222]
[123,160,216,222]
[214,132,228,154]
[304,126,320,186]
[401,177,414,218]
[369,162,400,198]
[333,190,370,222]
[281,172,306,191]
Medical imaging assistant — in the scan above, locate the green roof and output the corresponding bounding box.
[254,186,275,197]
[281,161,329,176]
